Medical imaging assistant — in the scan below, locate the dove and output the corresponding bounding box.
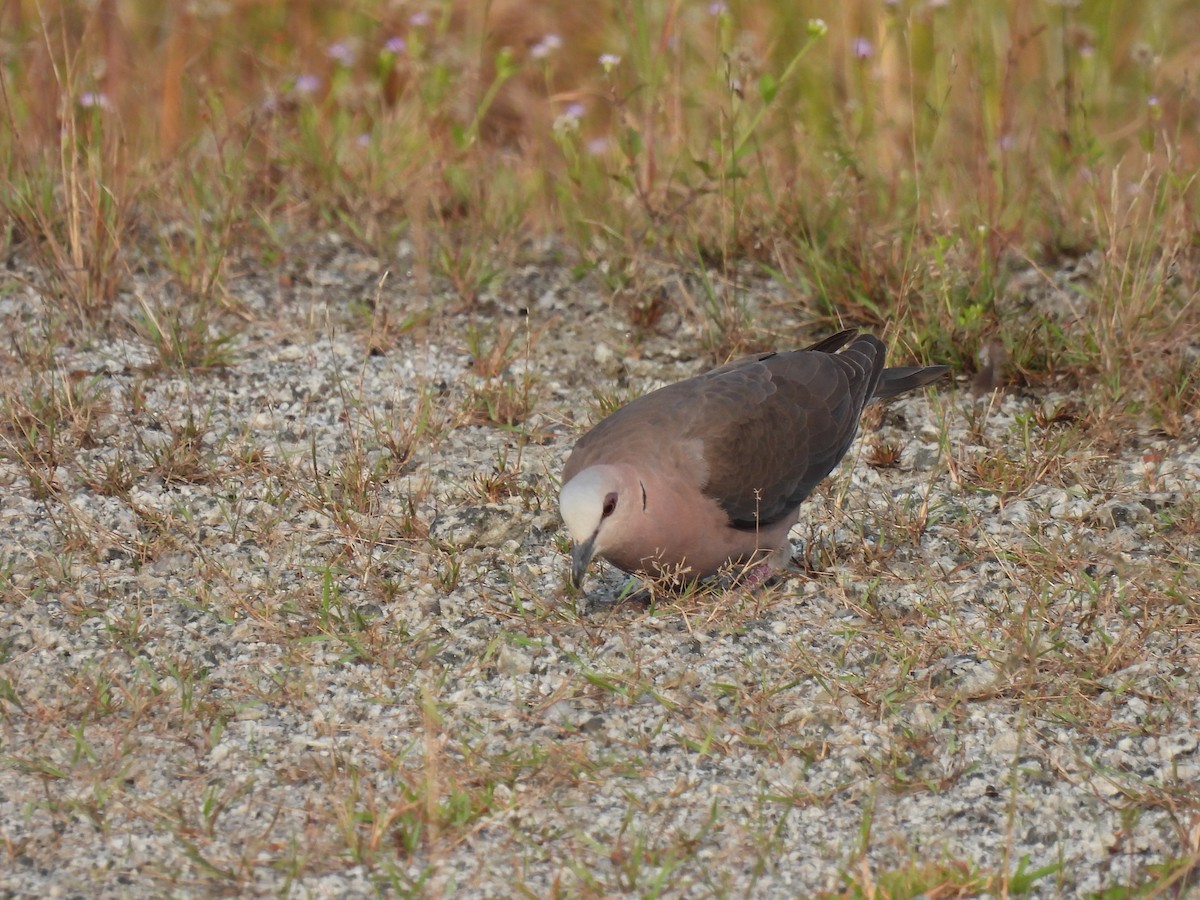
[559,330,948,588]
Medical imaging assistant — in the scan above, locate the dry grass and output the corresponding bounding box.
[1,0,1199,896]
[2,0,1196,365]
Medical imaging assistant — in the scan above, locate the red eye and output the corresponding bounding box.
[602,492,618,518]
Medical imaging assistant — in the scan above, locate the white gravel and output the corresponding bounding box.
[1,236,1197,897]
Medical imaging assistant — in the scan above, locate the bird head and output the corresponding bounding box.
[558,465,634,588]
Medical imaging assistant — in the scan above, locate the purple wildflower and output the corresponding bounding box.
[327,42,355,66]
[294,74,321,95]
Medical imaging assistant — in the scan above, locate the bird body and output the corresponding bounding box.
[559,330,949,587]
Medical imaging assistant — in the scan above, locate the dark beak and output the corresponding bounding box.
[570,534,597,588]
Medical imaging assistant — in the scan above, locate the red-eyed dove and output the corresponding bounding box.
[559,330,949,588]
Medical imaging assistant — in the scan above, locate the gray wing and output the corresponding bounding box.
[691,334,885,528]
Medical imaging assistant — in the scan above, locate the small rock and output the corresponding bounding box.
[1095,500,1151,528]
[496,644,533,676]
[430,504,527,549]
[1158,733,1198,761]
[992,728,1020,755]
[999,499,1032,526]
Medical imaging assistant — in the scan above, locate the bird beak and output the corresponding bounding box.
[570,534,597,588]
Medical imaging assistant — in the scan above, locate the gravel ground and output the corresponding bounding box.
[1,237,1198,897]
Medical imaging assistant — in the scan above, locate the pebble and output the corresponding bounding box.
[0,249,1195,898]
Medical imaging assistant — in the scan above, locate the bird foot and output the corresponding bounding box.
[733,561,779,590]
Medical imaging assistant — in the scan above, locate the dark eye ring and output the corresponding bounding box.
[602,492,618,518]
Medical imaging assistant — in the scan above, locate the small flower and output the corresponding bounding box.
[409,10,430,27]
[1147,95,1160,107]
[384,36,407,55]
[586,137,609,156]
[327,42,355,66]
[356,133,372,148]
[708,2,728,15]
[1131,42,1155,67]
[554,102,585,137]
[807,18,828,38]
[852,37,873,59]
[79,91,111,109]
[997,133,1015,152]
[293,74,321,95]
[553,110,581,138]
[531,33,562,60]
[599,53,621,74]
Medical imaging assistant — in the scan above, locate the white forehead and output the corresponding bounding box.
[559,467,615,540]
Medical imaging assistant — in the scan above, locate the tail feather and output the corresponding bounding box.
[873,364,950,400]
[806,329,950,400]
[803,328,859,354]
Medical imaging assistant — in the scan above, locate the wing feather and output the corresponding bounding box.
[691,335,885,527]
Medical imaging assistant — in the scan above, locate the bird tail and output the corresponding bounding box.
[809,329,950,400]
[874,364,950,400]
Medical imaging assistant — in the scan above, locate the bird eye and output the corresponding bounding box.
[602,492,618,518]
